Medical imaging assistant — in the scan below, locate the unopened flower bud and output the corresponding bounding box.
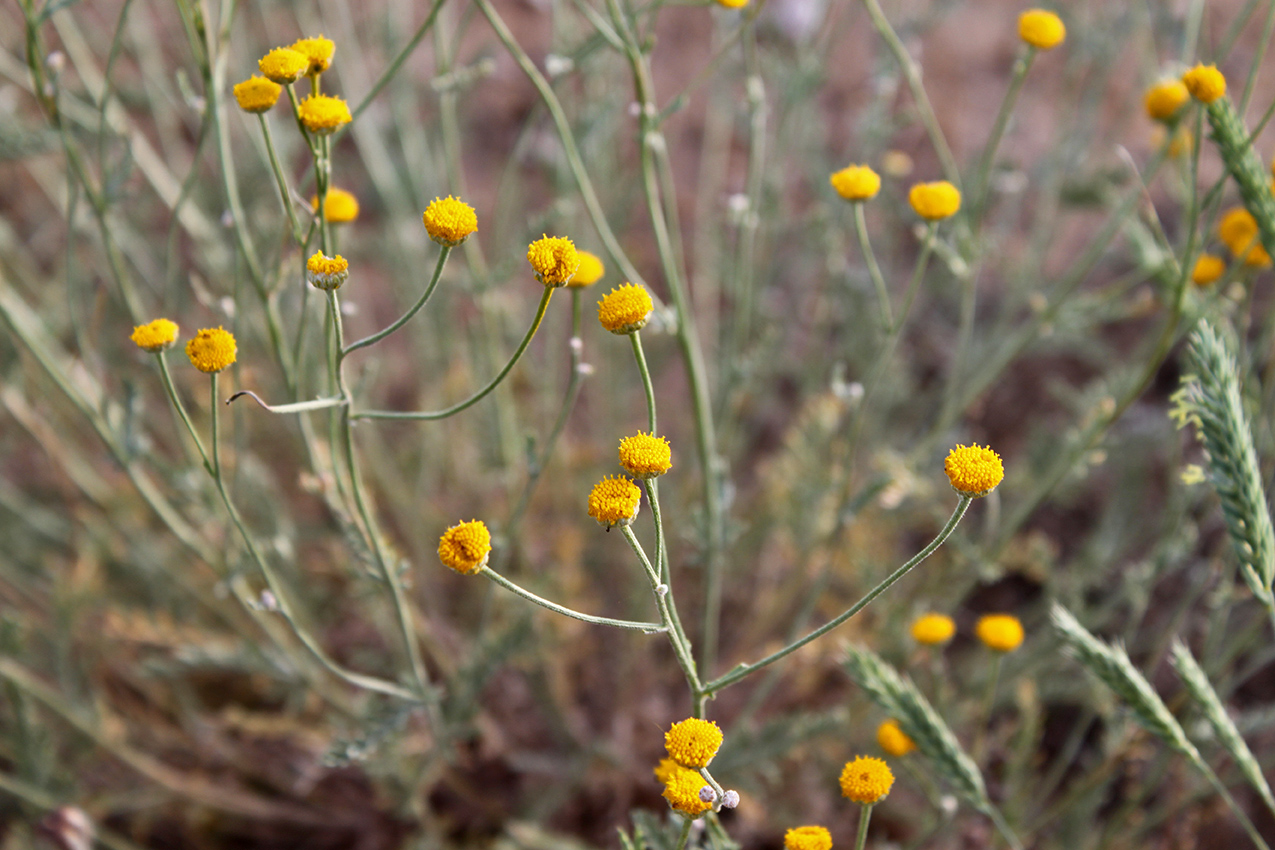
[721,790,740,809]
[698,785,716,803]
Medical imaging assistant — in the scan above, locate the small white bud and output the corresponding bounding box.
[656,584,669,597]
[721,790,739,809]
[545,54,574,78]
[698,785,716,803]
[260,590,279,611]
[577,362,595,375]
[569,336,583,353]
[628,102,642,117]
[46,51,66,75]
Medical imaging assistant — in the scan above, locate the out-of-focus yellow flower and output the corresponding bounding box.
[291,35,335,74]
[186,327,237,373]
[716,0,748,7]
[569,250,605,287]
[784,826,832,850]
[305,252,350,291]
[830,164,881,201]
[908,181,961,220]
[131,318,179,352]
[311,188,360,224]
[1144,80,1190,122]
[597,283,653,334]
[877,720,916,757]
[1191,254,1226,286]
[882,150,913,177]
[437,519,492,575]
[619,432,672,479]
[839,756,894,804]
[1218,207,1270,266]
[1018,9,1065,50]
[297,94,351,135]
[422,196,478,247]
[664,717,723,768]
[911,613,956,645]
[1180,464,1206,485]
[975,614,1024,652]
[587,476,641,528]
[233,76,282,113]
[1182,64,1226,103]
[944,444,1004,497]
[258,47,309,84]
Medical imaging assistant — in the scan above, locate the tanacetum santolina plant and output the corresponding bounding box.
[305,252,350,291]
[908,181,961,220]
[526,235,579,286]
[1182,64,1226,103]
[568,250,605,287]
[587,476,641,528]
[975,614,1024,652]
[618,432,672,479]
[944,444,1004,497]
[437,520,492,575]
[1017,9,1065,50]
[130,318,179,353]
[839,756,893,804]
[664,717,723,768]
[1191,254,1226,286]
[422,196,477,247]
[297,94,351,135]
[911,612,956,645]
[1144,80,1189,122]
[877,720,916,757]
[291,35,334,74]
[313,188,359,223]
[660,762,712,818]
[783,826,832,850]
[830,164,881,201]
[598,283,654,334]
[232,76,282,113]
[185,327,237,373]
[258,46,308,84]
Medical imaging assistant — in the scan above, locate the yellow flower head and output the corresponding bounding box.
[1240,242,1273,268]
[660,762,712,818]
[233,75,282,113]
[1182,64,1226,103]
[569,250,605,287]
[186,327,237,373]
[911,612,956,645]
[1144,80,1190,122]
[653,757,680,785]
[784,826,832,850]
[587,475,641,529]
[944,443,1004,497]
[839,755,894,805]
[305,252,350,291]
[258,47,309,84]
[830,164,881,202]
[1191,253,1226,287]
[597,283,654,335]
[877,720,916,757]
[422,196,478,247]
[619,432,672,479]
[131,318,179,353]
[297,94,351,135]
[527,235,579,286]
[1218,207,1258,253]
[908,180,962,221]
[1018,9,1065,50]
[311,188,360,224]
[716,0,748,7]
[976,613,1024,652]
[437,519,492,575]
[291,35,335,75]
[665,717,723,768]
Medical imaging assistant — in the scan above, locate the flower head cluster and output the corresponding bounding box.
[664,717,723,768]
[1182,64,1226,103]
[312,188,360,224]
[1191,253,1226,286]
[422,196,478,247]
[1218,207,1271,267]
[527,235,579,286]
[830,164,881,202]
[1018,9,1066,50]
[784,826,832,850]
[437,519,492,575]
[975,613,1024,652]
[876,720,916,757]
[305,252,350,291]
[911,612,956,645]
[944,443,1004,497]
[258,47,309,84]
[186,327,237,373]
[131,318,179,353]
[233,76,282,113]
[839,755,894,804]
[297,94,351,135]
[569,250,605,287]
[587,476,641,528]
[618,432,672,479]
[597,283,654,334]
[291,35,334,74]
[1144,80,1189,122]
[908,181,961,221]
[658,761,712,818]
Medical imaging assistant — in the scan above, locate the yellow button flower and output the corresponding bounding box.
[291,35,335,74]
[660,762,712,818]
[619,432,672,479]
[839,755,894,805]
[830,164,881,202]
[716,0,748,7]
[422,196,478,247]
[186,327,237,373]
[784,826,832,850]
[1218,207,1258,253]
[975,613,1024,652]
[131,318,179,353]
[587,476,641,529]
[297,94,351,135]
[1191,253,1226,286]
[437,519,492,575]
[1018,9,1065,50]
[877,720,916,757]
[258,47,309,84]
[311,188,360,224]
[232,76,282,113]
[1182,64,1226,103]
[908,180,961,221]
[597,283,654,335]
[527,235,579,286]
[944,443,1004,497]
[1144,80,1189,122]
[305,252,350,291]
[664,717,723,768]
[911,612,956,645]
[568,250,605,287]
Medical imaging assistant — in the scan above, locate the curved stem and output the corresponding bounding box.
[155,350,211,473]
[852,202,892,329]
[705,496,972,694]
[257,112,302,243]
[353,286,554,420]
[342,246,452,359]
[631,330,657,435]
[970,49,1035,222]
[622,526,703,694]
[480,567,665,631]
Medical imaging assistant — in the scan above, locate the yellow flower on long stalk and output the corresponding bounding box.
[292,35,335,75]
[232,76,282,113]
[908,181,961,220]
[618,432,672,479]
[911,612,956,645]
[186,327,237,373]
[527,235,579,286]
[944,444,1004,497]
[830,164,881,202]
[437,520,492,575]
[664,717,723,768]
[839,755,893,804]
[311,188,360,224]
[597,283,653,334]
[131,318,179,352]
[976,614,1024,652]
[297,94,351,135]
[258,47,308,84]
[1017,9,1066,50]
[305,252,350,291]
[587,476,641,529]
[422,196,478,247]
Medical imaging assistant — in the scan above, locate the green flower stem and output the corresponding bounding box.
[348,0,447,124]
[342,246,452,360]
[853,804,874,850]
[257,112,302,243]
[631,330,657,435]
[673,816,694,850]
[353,286,555,420]
[974,654,1003,764]
[704,495,972,695]
[696,766,725,803]
[479,567,665,631]
[852,201,893,329]
[986,806,1025,850]
[155,350,211,473]
[622,526,703,695]
[970,49,1035,222]
[204,373,417,702]
[860,0,961,189]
